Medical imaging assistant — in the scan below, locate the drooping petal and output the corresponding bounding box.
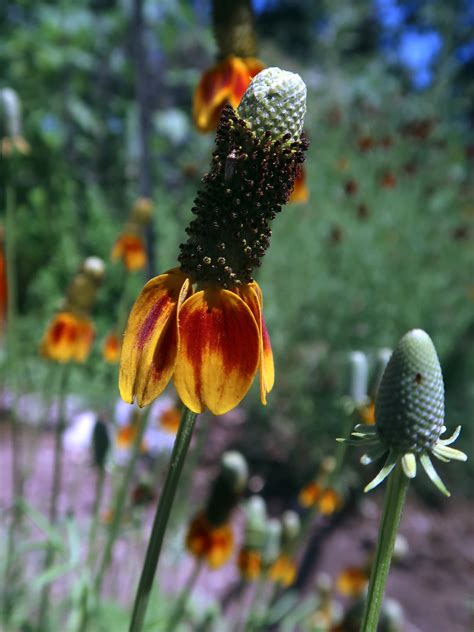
[119,268,190,407]
[237,282,274,404]
[173,288,260,415]
[193,56,263,133]
[74,316,96,362]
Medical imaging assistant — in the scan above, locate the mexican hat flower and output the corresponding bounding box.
[341,329,467,495]
[41,311,95,363]
[41,257,104,363]
[120,68,308,415]
[194,0,264,133]
[186,451,247,568]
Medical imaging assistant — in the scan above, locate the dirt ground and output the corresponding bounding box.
[1,421,473,632]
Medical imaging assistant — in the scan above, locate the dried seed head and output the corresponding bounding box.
[375,329,444,453]
[238,67,306,142]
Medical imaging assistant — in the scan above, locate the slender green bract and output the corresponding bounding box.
[360,464,409,632]
[129,406,198,632]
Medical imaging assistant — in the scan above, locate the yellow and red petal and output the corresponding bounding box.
[289,167,309,204]
[237,282,274,404]
[193,56,263,133]
[119,268,190,407]
[40,312,94,363]
[173,288,260,415]
[242,57,266,79]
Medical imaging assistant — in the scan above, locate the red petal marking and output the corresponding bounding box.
[174,288,260,415]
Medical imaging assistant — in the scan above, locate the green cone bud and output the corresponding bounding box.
[281,510,301,547]
[237,67,306,142]
[375,329,444,453]
[348,351,369,405]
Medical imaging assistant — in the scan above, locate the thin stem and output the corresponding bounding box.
[3,181,22,624]
[75,466,107,632]
[87,466,106,567]
[37,364,71,629]
[164,558,202,632]
[360,463,409,632]
[129,407,198,632]
[94,408,150,597]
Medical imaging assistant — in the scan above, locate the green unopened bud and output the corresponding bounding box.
[238,67,306,142]
[348,351,369,405]
[376,329,444,453]
[263,518,282,565]
[0,88,22,138]
[281,510,301,552]
[206,450,248,526]
[243,495,267,550]
[82,256,106,283]
[92,418,110,469]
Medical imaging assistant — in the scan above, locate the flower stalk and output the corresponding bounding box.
[129,406,198,632]
[37,364,71,629]
[360,463,409,632]
[164,558,203,632]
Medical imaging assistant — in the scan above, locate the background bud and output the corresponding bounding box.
[348,351,369,405]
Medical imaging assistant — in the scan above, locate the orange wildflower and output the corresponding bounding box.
[289,166,309,203]
[111,233,147,272]
[158,406,181,434]
[120,71,307,415]
[336,566,369,597]
[318,488,343,515]
[358,400,375,425]
[238,547,262,581]
[185,511,234,569]
[298,481,322,508]
[268,553,297,587]
[40,311,95,363]
[102,330,121,364]
[298,482,343,515]
[115,422,138,449]
[193,55,265,132]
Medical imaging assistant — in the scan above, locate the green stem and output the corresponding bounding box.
[3,181,22,624]
[75,466,106,632]
[94,408,150,597]
[37,364,71,630]
[129,406,198,632]
[360,463,409,632]
[165,558,202,632]
[87,466,106,567]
